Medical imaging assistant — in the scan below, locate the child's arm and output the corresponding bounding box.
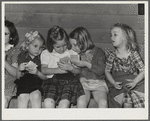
[27,67,47,80]
[16,63,26,79]
[105,69,122,89]
[125,71,144,89]
[57,61,81,74]
[5,61,17,77]
[41,64,67,75]
[72,48,105,76]
[36,70,47,80]
[125,51,145,89]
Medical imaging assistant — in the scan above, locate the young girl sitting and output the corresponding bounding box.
[41,26,85,108]
[5,20,21,108]
[69,27,108,108]
[105,23,145,108]
[15,31,47,108]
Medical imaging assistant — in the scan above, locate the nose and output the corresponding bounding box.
[111,36,114,41]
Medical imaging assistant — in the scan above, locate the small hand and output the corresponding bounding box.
[57,62,73,71]
[113,82,123,89]
[19,63,27,71]
[57,68,67,74]
[26,67,38,75]
[71,60,86,67]
[125,79,137,89]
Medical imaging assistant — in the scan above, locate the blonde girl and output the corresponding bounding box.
[105,23,144,108]
[15,31,47,108]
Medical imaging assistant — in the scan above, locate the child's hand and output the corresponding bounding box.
[19,63,27,71]
[71,60,86,67]
[57,62,73,71]
[26,67,38,75]
[113,82,123,89]
[125,79,137,89]
[57,68,67,74]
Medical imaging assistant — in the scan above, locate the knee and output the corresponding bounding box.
[98,99,108,108]
[30,91,41,101]
[58,99,70,108]
[18,94,29,103]
[44,98,55,108]
[77,96,87,108]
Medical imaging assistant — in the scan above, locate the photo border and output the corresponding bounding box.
[1,1,149,120]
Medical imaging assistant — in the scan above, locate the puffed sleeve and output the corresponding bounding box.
[132,51,144,72]
[40,50,50,65]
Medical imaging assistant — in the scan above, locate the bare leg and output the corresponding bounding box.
[77,90,91,108]
[92,90,108,108]
[18,94,30,108]
[30,90,41,108]
[44,98,55,108]
[5,96,12,108]
[57,99,70,108]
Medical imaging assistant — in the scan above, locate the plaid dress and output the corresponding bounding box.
[5,47,21,96]
[105,50,145,108]
[41,49,85,106]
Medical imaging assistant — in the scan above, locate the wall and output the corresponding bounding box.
[5,3,144,57]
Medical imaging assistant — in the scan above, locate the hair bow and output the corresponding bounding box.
[25,31,38,43]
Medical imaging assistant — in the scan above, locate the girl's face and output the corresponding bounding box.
[69,38,81,54]
[110,27,127,48]
[53,39,67,54]
[27,39,44,58]
[5,27,10,45]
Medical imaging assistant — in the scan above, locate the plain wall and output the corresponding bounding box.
[4,3,144,57]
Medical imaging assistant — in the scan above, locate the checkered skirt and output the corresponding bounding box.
[42,73,85,106]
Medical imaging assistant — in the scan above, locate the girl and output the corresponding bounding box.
[105,23,145,108]
[69,27,108,108]
[41,26,85,108]
[14,31,47,108]
[5,20,21,108]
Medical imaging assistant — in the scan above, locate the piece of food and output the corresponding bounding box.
[25,61,37,70]
[60,56,70,63]
[70,54,80,61]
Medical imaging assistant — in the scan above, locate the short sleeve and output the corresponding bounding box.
[132,51,144,72]
[40,50,50,65]
[7,47,21,65]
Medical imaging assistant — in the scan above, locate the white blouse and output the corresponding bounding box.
[41,49,78,78]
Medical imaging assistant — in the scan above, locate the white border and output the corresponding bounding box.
[2,1,149,120]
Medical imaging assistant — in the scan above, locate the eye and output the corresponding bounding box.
[114,34,117,36]
[5,33,9,35]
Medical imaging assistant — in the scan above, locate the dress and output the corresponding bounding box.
[41,49,85,106]
[5,47,21,96]
[14,51,43,96]
[105,50,145,108]
[79,46,108,92]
